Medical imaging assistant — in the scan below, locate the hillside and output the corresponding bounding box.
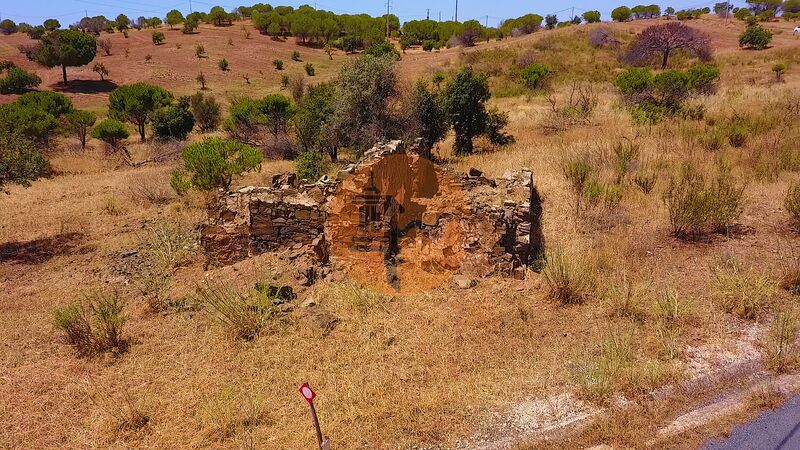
[2,14,800,449]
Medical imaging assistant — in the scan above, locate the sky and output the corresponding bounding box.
[0,0,744,28]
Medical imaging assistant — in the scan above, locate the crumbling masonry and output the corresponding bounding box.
[201,141,545,286]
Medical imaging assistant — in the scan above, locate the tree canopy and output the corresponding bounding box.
[32,29,97,84]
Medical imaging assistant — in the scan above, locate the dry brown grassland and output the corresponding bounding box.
[1,16,800,449]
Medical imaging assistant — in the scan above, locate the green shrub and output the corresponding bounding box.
[273,59,284,70]
[687,64,721,94]
[92,118,129,150]
[150,103,194,141]
[0,133,48,189]
[291,50,301,61]
[485,108,516,146]
[190,92,222,132]
[108,83,173,140]
[422,40,435,51]
[53,291,126,356]
[739,24,773,50]
[724,119,749,147]
[218,58,229,71]
[17,91,73,117]
[304,63,315,76]
[772,63,786,82]
[295,150,328,181]
[171,137,262,192]
[0,62,41,94]
[612,141,640,184]
[151,31,165,45]
[519,63,551,89]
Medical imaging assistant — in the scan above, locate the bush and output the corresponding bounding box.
[218,58,229,71]
[195,281,277,340]
[151,31,165,45]
[92,118,129,150]
[543,247,593,305]
[273,59,284,70]
[519,63,550,89]
[190,92,222,132]
[443,66,491,155]
[773,63,786,82]
[171,137,262,192]
[150,104,194,141]
[53,291,126,356]
[0,133,48,189]
[765,310,799,373]
[687,64,721,94]
[108,83,174,140]
[0,62,41,94]
[364,41,400,59]
[713,261,775,320]
[304,63,315,76]
[291,50,301,61]
[662,163,745,237]
[485,108,515,146]
[295,150,328,181]
[739,24,773,50]
[422,40,435,51]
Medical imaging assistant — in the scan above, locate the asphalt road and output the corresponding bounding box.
[705,395,800,450]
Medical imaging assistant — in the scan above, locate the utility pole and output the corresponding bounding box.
[455,0,458,22]
[438,11,441,22]
[485,15,488,28]
[189,0,193,13]
[571,6,575,21]
[386,0,390,38]
[426,8,430,20]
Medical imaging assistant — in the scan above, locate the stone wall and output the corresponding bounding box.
[201,141,544,283]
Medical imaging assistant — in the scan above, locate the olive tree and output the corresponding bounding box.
[32,29,97,84]
[625,22,712,69]
[43,19,61,31]
[108,83,174,140]
[443,66,490,155]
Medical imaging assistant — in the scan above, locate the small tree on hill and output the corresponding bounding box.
[43,19,61,31]
[170,137,262,193]
[166,10,185,29]
[63,110,97,149]
[444,66,490,155]
[93,63,109,80]
[218,58,229,71]
[32,29,97,84]
[0,19,17,35]
[195,44,206,58]
[772,63,786,82]
[625,22,712,69]
[612,6,633,22]
[196,72,207,90]
[583,11,601,23]
[108,83,173,140]
[545,15,558,30]
[115,14,130,31]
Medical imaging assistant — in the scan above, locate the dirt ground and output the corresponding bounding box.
[1,15,800,449]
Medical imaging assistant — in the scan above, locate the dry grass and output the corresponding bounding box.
[1,15,800,450]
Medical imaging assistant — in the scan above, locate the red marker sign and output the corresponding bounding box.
[299,383,316,404]
[299,383,323,448]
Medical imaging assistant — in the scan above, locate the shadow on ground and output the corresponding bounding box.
[0,232,84,265]
[54,80,119,94]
